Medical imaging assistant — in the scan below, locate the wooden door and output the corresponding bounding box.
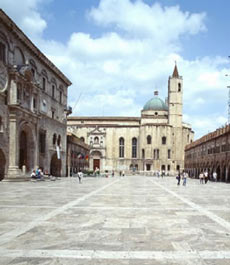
[93,159,100,170]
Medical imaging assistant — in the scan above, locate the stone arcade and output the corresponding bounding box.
[0,9,72,180]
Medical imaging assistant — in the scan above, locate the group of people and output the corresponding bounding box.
[199,171,209,184]
[199,171,217,183]
[176,171,188,186]
[31,168,45,180]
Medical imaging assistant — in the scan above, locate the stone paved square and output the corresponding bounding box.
[0,176,230,264]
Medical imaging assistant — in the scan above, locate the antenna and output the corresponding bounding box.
[72,92,83,113]
[226,78,230,124]
[226,56,230,124]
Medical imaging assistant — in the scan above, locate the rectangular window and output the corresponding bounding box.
[119,146,124,158]
[0,42,6,63]
[146,164,151,171]
[39,131,46,154]
[59,91,62,104]
[42,77,46,91]
[168,149,171,159]
[154,149,159,160]
[0,116,3,132]
[142,149,145,159]
[52,85,55,98]
[33,98,36,109]
[17,83,22,102]
[52,110,55,119]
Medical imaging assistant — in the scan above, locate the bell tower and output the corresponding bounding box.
[168,63,183,127]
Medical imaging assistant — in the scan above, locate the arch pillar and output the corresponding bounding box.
[7,114,21,178]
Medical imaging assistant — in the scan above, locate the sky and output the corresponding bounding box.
[1,0,230,139]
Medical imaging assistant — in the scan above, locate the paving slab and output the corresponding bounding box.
[0,176,230,264]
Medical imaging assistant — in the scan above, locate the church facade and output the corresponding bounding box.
[67,66,194,175]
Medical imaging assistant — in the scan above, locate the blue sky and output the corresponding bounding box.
[1,0,230,139]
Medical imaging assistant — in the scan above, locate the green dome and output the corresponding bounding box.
[143,95,168,111]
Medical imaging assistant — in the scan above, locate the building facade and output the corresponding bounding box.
[0,9,71,180]
[185,125,230,182]
[66,132,90,176]
[67,66,194,175]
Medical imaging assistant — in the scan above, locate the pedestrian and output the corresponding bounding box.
[213,171,217,182]
[182,171,187,186]
[199,172,204,184]
[77,169,83,183]
[122,170,125,177]
[119,171,122,177]
[112,170,114,177]
[204,171,209,184]
[31,169,36,179]
[176,172,181,186]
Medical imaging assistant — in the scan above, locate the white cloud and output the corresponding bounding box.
[2,0,230,140]
[0,0,48,38]
[89,0,206,41]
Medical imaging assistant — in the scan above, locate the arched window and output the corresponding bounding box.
[132,137,137,158]
[178,83,181,92]
[94,136,99,143]
[119,137,124,158]
[53,133,57,145]
[57,135,61,146]
[80,137,85,143]
[147,135,151,144]
[162,136,166,145]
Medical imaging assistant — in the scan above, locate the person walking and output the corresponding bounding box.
[213,171,217,182]
[199,172,204,184]
[204,171,209,184]
[77,170,83,183]
[182,171,187,186]
[176,172,181,186]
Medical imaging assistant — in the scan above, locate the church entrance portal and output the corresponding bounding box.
[0,149,6,181]
[50,153,61,177]
[93,159,100,171]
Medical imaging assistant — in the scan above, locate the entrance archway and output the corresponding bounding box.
[0,149,6,181]
[18,124,35,173]
[50,153,62,177]
[19,131,27,169]
[91,150,102,171]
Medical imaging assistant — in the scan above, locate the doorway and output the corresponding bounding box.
[19,131,27,169]
[50,153,62,177]
[93,159,100,171]
[0,149,6,181]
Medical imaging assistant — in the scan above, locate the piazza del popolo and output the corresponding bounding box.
[67,65,194,175]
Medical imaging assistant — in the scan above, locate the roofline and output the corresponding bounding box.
[68,116,141,121]
[0,9,72,86]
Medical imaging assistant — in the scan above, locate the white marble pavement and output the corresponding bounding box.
[0,175,230,264]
